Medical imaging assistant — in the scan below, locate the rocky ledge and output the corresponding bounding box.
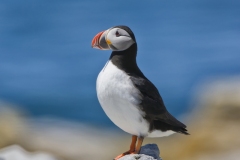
[119,144,162,160]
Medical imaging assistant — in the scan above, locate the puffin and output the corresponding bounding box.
[91,25,189,159]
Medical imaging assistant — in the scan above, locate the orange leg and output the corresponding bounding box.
[134,136,144,154]
[114,136,145,159]
[129,135,137,152]
[114,135,137,159]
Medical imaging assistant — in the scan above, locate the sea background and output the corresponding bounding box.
[0,0,240,127]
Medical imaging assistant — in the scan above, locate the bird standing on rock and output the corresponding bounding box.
[91,26,189,159]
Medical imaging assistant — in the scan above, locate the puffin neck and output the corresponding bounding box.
[109,44,144,77]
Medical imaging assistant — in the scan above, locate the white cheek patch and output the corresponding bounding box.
[106,28,135,51]
[113,36,134,51]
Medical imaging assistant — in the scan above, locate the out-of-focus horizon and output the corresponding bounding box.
[0,0,240,160]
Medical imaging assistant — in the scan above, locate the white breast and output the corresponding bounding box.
[96,60,149,137]
[96,60,176,138]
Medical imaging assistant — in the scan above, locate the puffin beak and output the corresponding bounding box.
[91,30,110,50]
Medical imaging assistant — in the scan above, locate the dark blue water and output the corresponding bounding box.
[0,0,240,126]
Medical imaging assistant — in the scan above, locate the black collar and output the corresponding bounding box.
[109,44,145,78]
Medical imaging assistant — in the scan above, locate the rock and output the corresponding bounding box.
[139,144,161,160]
[0,145,60,160]
[119,144,162,160]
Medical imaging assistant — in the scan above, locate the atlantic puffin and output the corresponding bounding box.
[91,25,189,159]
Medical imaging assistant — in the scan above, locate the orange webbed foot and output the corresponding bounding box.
[114,150,136,160]
[114,136,144,160]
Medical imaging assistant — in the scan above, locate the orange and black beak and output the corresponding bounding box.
[91,30,110,50]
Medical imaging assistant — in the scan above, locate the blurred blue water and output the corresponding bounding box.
[0,0,240,126]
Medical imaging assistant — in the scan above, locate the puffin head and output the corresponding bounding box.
[91,26,136,51]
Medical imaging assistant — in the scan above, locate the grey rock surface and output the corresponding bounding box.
[119,144,162,160]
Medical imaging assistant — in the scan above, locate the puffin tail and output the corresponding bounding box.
[177,127,190,135]
[154,111,190,135]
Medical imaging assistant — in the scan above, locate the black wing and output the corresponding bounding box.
[130,75,189,135]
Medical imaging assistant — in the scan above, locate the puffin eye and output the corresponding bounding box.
[116,31,120,37]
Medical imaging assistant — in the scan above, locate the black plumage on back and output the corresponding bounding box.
[130,76,189,135]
